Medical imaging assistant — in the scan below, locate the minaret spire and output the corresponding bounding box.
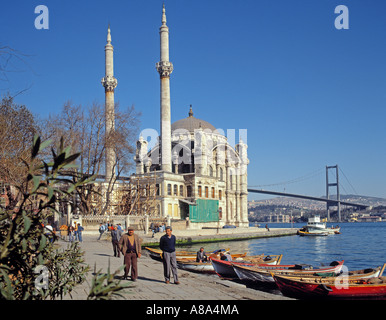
[107,23,111,44]
[101,25,118,182]
[156,5,173,172]
[162,4,167,25]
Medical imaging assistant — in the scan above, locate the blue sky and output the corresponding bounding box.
[1,0,386,200]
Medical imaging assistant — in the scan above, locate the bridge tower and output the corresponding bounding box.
[326,165,341,222]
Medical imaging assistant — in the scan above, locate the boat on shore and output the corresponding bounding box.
[211,255,283,280]
[145,247,240,262]
[176,259,216,274]
[232,260,345,284]
[298,216,340,236]
[178,253,282,275]
[273,271,386,299]
[272,264,384,282]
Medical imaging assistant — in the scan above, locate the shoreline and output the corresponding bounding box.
[59,229,295,301]
[88,226,299,247]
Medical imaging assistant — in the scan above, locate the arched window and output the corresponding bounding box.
[219,190,222,200]
[198,185,202,197]
[209,166,213,177]
[211,187,215,198]
[174,184,178,196]
[167,184,172,196]
[220,168,224,181]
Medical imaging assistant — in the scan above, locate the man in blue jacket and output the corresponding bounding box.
[159,226,180,284]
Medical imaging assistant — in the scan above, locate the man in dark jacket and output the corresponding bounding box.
[111,225,121,257]
[159,226,179,284]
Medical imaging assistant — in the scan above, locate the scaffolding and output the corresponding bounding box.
[117,172,159,216]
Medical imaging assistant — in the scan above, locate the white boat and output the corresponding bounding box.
[299,216,340,235]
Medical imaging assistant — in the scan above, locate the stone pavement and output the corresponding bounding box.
[59,233,294,300]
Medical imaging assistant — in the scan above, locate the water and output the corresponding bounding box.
[180,222,386,272]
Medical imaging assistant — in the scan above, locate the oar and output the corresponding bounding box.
[379,263,386,277]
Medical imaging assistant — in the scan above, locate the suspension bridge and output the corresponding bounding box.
[248,165,369,222]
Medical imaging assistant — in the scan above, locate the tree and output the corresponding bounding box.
[0,94,38,209]
[0,136,129,300]
[40,101,140,215]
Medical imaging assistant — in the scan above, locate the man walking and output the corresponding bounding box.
[118,227,142,281]
[159,226,179,284]
[111,225,121,257]
[97,223,106,240]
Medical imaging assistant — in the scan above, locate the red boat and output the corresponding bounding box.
[211,255,283,280]
[274,274,386,299]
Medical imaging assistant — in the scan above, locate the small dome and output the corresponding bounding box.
[171,105,217,133]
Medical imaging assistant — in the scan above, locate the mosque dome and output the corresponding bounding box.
[171,105,217,133]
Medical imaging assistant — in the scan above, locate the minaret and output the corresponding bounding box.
[101,25,118,182]
[156,5,173,172]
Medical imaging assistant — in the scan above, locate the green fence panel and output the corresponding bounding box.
[189,199,219,222]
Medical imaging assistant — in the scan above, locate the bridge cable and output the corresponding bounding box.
[248,168,324,188]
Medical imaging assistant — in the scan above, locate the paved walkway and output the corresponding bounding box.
[59,233,294,300]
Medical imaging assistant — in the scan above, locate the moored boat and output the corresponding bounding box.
[176,259,215,274]
[298,216,340,235]
[145,247,235,262]
[274,264,384,282]
[298,230,329,237]
[273,272,386,299]
[211,254,283,280]
[232,260,345,284]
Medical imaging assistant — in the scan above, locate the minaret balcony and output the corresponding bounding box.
[156,61,174,78]
[101,75,118,92]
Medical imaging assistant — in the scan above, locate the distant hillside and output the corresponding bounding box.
[249,194,386,210]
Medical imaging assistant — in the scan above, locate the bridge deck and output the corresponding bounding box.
[247,189,368,209]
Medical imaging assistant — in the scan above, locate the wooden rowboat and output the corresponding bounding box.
[211,255,283,280]
[274,275,386,299]
[176,260,216,274]
[145,247,244,262]
[175,252,273,274]
[271,265,384,283]
[232,260,345,284]
[273,268,386,300]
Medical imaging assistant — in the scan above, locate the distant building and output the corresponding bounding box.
[357,215,382,222]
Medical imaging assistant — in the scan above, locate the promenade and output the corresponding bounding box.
[60,227,296,301]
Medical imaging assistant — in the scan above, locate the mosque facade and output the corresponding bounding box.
[104,6,249,228]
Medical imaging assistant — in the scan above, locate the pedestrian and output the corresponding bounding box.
[68,225,74,242]
[159,226,179,284]
[118,227,142,281]
[77,223,84,242]
[111,226,121,257]
[44,222,54,243]
[73,222,78,240]
[265,224,270,232]
[98,223,106,240]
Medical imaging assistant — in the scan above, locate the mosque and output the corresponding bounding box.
[102,6,249,228]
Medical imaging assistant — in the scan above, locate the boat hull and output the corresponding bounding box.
[176,260,216,274]
[232,260,345,284]
[211,258,255,280]
[211,255,282,280]
[274,275,386,299]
